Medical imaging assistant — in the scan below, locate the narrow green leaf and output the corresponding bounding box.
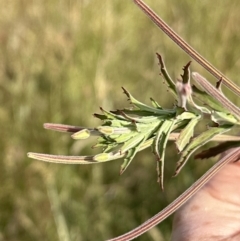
[192,72,240,119]
[135,121,162,134]
[120,111,165,123]
[120,137,146,175]
[119,121,162,175]
[153,119,175,189]
[104,119,133,128]
[174,125,233,176]
[211,111,240,125]
[192,85,228,113]
[150,97,162,109]
[156,53,177,97]
[100,107,127,121]
[122,87,175,115]
[96,136,111,145]
[112,109,160,117]
[176,116,200,152]
[176,111,198,120]
[187,94,211,114]
[172,119,189,132]
[138,137,155,151]
[93,113,107,120]
[110,131,139,144]
[181,61,191,84]
[103,142,120,153]
[175,61,192,110]
[120,133,146,153]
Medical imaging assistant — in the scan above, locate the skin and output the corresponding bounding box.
[172,153,240,241]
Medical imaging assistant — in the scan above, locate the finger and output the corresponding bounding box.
[171,157,240,240]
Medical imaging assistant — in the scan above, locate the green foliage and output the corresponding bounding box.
[1,1,240,241]
[28,54,240,193]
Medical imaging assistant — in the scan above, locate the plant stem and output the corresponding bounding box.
[107,147,240,241]
[133,0,240,96]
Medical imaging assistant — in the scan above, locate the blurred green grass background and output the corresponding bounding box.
[1,0,240,240]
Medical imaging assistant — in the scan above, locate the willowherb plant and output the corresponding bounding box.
[28,53,240,189]
[28,0,240,240]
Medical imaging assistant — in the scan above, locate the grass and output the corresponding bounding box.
[1,0,240,240]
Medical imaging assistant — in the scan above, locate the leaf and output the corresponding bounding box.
[181,61,191,84]
[93,113,107,120]
[156,53,177,97]
[120,110,165,123]
[192,85,228,113]
[174,125,233,176]
[104,119,133,128]
[112,109,159,117]
[192,72,240,119]
[176,111,198,120]
[172,119,189,132]
[103,142,120,153]
[122,87,175,115]
[120,137,146,175]
[150,97,162,109]
[135,121,162,133]
[175,116,200,152]
[120,133,146,154]
[153,119,175,189]
[111,131,139,144]
[100,107,128,121]
[211,111,239,125]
